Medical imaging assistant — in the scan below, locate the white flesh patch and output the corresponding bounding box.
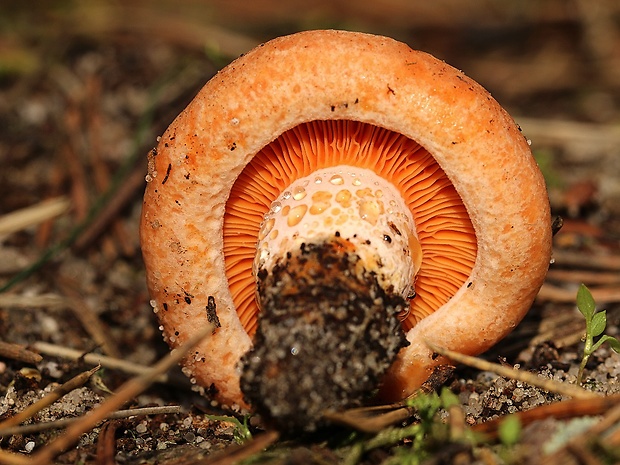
[254,165,421,300]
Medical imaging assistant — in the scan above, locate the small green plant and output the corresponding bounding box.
[576,283,620,385]
[497,414,523,464]
[498,414,521,448]
[339,389,454,465]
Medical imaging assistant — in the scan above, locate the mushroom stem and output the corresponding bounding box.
[241,165,421,431]
[253,165,422,302]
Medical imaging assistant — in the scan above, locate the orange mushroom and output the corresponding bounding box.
[140,30,552,431]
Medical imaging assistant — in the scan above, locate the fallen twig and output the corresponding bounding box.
[0,405,182,437]
[538,282,620,304]
[32,341,170,384]
[551,250,620,271]
[530,310,585,349]
[96,419,120,465]
[0,449,31,465]
[546,268,620,285]
[0,341,42,365]
[0,365,100,432]
[0,293,67,310]
[29,324,213,463]
[540,398,620,464]
[425,342,600,400]
[537,249,620,304]
[517,118,620,153]
[0,197,71,239]
[473,394,620,438]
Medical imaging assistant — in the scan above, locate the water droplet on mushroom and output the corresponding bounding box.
[352,178,362,186]
[287,204,308,227]
[549,257,555,264]
[309,191,332,215]
[333,190,351,210]
[271,201,282,214]
[282,190,292,200]
[358,199,383,225]
[314,176,322,184]
[293,186,306,200]
[329,174,344,185]
[258,218,276,241]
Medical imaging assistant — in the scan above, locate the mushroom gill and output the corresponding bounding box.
[223,119,477,336]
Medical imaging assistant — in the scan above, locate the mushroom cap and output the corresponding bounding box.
[140,30,552,408]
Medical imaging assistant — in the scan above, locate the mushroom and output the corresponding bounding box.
[140,30,552,431]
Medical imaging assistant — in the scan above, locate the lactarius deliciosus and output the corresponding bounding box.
[140,30,552,431]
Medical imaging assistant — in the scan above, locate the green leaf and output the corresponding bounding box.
[498,415,521,447]
[599,335,620,354]
[408,392,442,423]
[591,311,607,337]
[439,387,459,409]
[576,284,595,320]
